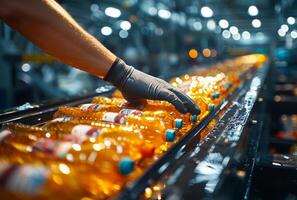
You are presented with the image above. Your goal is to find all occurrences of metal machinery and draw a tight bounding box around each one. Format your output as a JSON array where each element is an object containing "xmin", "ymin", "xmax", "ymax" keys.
[
  {"xmin": 2, "ymin": 59, "xmax": 297, "ymax": 200},
  {"xmin": 1, "ymin": 0, "xmax": 297, "ymax": 199},
  {"xmin": 1, "ymin": 0, "xmax": 287, "ymax": 110}
]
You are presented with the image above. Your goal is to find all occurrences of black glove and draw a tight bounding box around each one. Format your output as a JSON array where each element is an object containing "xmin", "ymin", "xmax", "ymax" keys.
[{"xmin": 104, "ymin": 58, "xmax": 200, "ymax": 115}]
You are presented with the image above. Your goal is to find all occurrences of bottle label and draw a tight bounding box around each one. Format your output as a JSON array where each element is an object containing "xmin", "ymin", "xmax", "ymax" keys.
[
  {"xmin": 0, "ymin": 129, "xmax": 12, "ymax": 143},
  {"xmin": 80, "ymin": 103, "xmax": 101, "ymax": 111},
  {"xmin": 0, "ymin": 161, "xmax": 48, "ymax": 195},
  {"xmin": 32, "ymin": 138, "xmax": 72, "ymax": 158},
  {"xmin": 102, "ymin": 112, "xmax": 126, "ymax": 124},
  {"xmin": 120, "ymin": 102, "xmax": 128, "ymax": 107},
  {"xmin": 51, "ymin": 117, "xmax": 72, "ymax": 123},
  {"xmin": 119, "ymin": 109, "xmax": 143, "ymax": 116},
  {"xmin": 69, "ymin": 125, "xmax": 100, "ymax": 143}
]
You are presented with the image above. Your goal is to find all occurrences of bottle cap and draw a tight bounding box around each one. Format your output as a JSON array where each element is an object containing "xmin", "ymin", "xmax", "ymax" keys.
[
  {"xmin": 190, "ymin": 115, "xmax": 198, "ymax": 122},
  {"xmin": 211, "ymin": 93, "xmax": 220, "ymax": 99},
  {"xmin": 211, "ymin": 93, "xmax": 217, "ymax": 100},
  {"xmin": 226, "ymin": 83, "xmax": 233, "ymax": 91},
  {"xmin": 208, "ymin": 104, "xmax": 215, "ymax": 111},
  {"xmin": 165, "ymin": 129, "xmax": 176, "ymax": 142},
  {"xmin": 174, "ymin": 119, "xmax": 183, "ymax": 129},
  {"xmin": 119, "ymin": 157, "xmax": 135, "ymax": 175}
]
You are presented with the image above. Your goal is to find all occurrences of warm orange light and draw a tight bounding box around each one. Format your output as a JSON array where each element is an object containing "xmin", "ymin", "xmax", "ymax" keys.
[
  {"xmin": 188, "ymin": 49, "xmax": 198, "ymax": 59},
  {"xmin": 203, "ymin": 48, "xmax": 211, "ymax": 57},
  {"xmin": 211, "ymin": 49, "xmax": 217, "ymax": 57},
  {"xmin": 130, "ymin": 15, "xmax": 138, "ymax": 23}
]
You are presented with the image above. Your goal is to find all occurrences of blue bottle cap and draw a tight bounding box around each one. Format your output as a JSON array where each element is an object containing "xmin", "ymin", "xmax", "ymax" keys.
[
  {"xmin": 174, "ymin": 119, "xmax": 183, "ymax": 129},
  {"xmin": 211, "ymin": 93, "xmax": 217, "ymax": 100},
  {"xmin": 226, "ymin": 83, "xmax": 233, "ymax": 91},
  {"xmin": 190, "ymin": 115, "xmax": 198, "ymax": 122},
  {"xmin": 211, "ymin": 93, "xmax": 220, "ymax": 99},
  {"xmin": 119, "ymin": 157, "xmax": 134, "ymax": 175},
  {"xmin": 165, "ymin": 129, "xmax": 176, "ymax": 142},
  {"xmin": 209, "ymin": 104, "xmax": 215, "ymax": 111}
]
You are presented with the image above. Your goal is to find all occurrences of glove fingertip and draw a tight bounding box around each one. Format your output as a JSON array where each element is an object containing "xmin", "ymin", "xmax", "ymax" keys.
[
  {"xmin": 174, "ymin": 103, "xmax": 188, "ymax": 114},
  {"xmin": 180, "ymin": 107, "xmax": 188, "ymax": 114},
  {"xmin": 170, "ymin": 102, "xmax": 187, "ymax": 114},
  {"xmin": 188, "ymin": 104, "xmax": 201, "ymax": 115},
  {"xmin": 195, "ymin": 108, "xmax": 201, "ymax": 115}
]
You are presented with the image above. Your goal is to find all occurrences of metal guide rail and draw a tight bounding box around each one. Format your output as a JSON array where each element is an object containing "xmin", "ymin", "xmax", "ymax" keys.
[
  {"xmin": 0, "ymin": 64, "xmax": 268, "ymax": 200},
  {"xmin": 0, "ymin": 85, "xmax": 114, "ymax": 126}
]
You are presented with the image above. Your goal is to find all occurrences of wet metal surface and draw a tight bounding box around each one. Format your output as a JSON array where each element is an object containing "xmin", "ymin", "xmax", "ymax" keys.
[{"xmin": 259, "ymin": 153, "xmax": 297, "ymax": 169}]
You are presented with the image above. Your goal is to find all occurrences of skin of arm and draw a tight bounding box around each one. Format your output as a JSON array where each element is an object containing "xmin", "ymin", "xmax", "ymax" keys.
[
  {"xmin": 0, "ymin": 0, "xmax": 201, "ymax": 114},
  {"xmin": 0, "ymin": 0, "xmax": 116, "ymax": 77}
]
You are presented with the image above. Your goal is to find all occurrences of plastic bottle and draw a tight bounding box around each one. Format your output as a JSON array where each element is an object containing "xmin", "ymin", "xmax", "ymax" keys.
[
  {"xmin": 189, "ymin": 96, "xmax": 213, "ymax": 116},
  {"xmin": 54, "ymin": 107, "xmax": 175, "ymax": 132},
  {"xmin": 0, "ymin": 125, "xmax": 145, "ymax": 177},
  {"xmin": 0, "ymin": 147, "xmax": 129, "ymax": 200},
  {"xmin": 92, "ymin": 97, "xmax": 198, "ymax": 124},
  {"xmin": 1, "ymin": 122, "xmax": 155, "ymax": 160},
  {"xmin": 43, "ymin": 118, "xmax": 158, "ymax": 156},
  {"xmin": 1, "ymin": 129, "xmax": 139, "ymax": 177},
  {"xmin": 3, "ymin": 119, "xmax": 173, "ymax": 156},
  {"xmin": 44, "ymin": 117, "xmax": 175, "ymax": 147},
  {"xmin": 0, "ymin": 159, "xmax": 85, "ymax": 199},
  {"xmin": 79, "ymin": 103, "xmax": 186, "ymax": 128}
]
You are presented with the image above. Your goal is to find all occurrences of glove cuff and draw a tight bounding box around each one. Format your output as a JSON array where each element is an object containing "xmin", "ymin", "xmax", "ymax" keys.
[{"xmin": 104, "ymin": 58, "xmax": 134, "ymax": 89}]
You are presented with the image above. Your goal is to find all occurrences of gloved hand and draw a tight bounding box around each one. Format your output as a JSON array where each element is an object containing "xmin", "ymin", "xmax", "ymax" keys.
[{"xmin": 104, "ymin": 58, "xmax": 200, "ymax": 115}]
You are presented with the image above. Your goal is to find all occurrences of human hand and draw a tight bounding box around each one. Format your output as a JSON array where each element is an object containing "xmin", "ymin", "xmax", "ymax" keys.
[{"xmin": 104, "ymin": 58, "xmax": 200, "ymax": 114}]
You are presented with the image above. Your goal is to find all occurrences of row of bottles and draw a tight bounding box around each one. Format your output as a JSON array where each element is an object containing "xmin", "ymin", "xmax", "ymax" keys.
[{"xmin": 0, "ymin": 54, "xmax": 267, "ymax": 199}]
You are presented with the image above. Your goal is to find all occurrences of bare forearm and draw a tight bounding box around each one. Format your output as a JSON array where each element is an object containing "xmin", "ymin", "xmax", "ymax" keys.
[{"xmin": 0, "ymin": 0, "xmax": 116, "ymax": 77}]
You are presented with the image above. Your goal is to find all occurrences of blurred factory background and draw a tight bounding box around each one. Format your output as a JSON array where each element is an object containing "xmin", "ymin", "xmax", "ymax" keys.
[{"xmin": 0, "ymin": 0, "xmax": 297, "ymax": 111}]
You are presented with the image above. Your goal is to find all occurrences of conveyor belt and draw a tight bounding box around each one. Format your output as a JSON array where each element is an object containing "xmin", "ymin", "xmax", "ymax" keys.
[
  {"xmin": 113, "ymin": 64, "xmax": 269, "ymax": 199},
  {"xmin": 0, "ymin": 64, "xmax": 268, "ymax": 200}
]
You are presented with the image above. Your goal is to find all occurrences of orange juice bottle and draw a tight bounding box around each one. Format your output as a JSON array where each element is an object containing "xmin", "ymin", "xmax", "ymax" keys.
[
  {"xmin": 190, "ymin": 96, "xmax": 211, "ymax": 113},
  {"xmin": 54, "ymin": 107, "xmax": 175, "ymax": 132},
  {"xmin": 4, "ymin": 134, "xmax": 138, "ymax": 176},
  {"xmin": 79, "ymin": 103, "xmax": 186, "ymax": 128},
  {"xmin": 0, "ymin": 159, "xmax": 86, "ymax": 199},
  {"xmin": 92, "ymin": 97, "xmax": 198, "ymax": 124},
  {"xmin": 139, "ymin": 102, "xmax": 198, "ymax": 126},
  {"xmin": 2, "ymin": 122, "xmax": 155, "ymax": 159},
  {"xmin": 44, "ymin": 117, "xmax": 175, "ymax": 147},
  {"xmin": 0, "ymin": 146, "xmax": 129, "ymax": 200}
]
